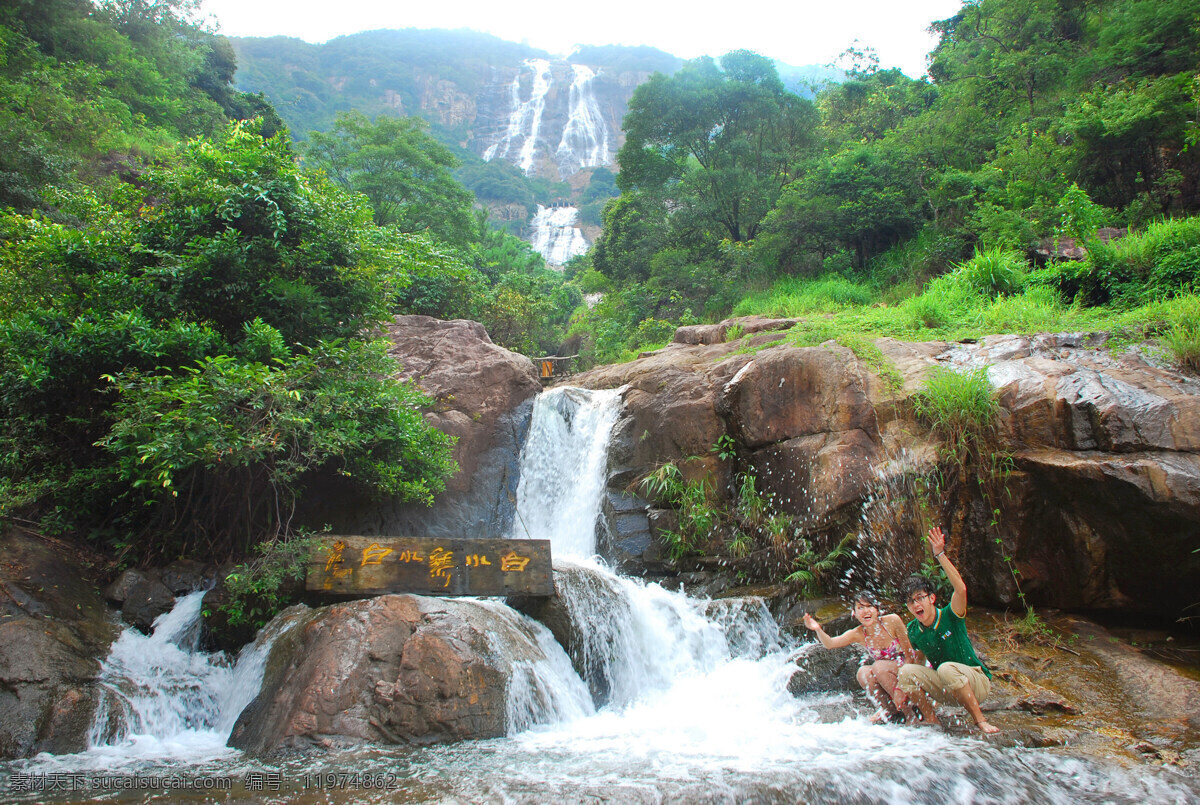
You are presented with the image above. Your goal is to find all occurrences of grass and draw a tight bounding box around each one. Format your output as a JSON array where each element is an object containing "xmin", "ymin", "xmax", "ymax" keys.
[
  {"xmin": 731, "ymin": 274, "xmax": 876, "ymax": 317},
  {"xmin": 609, "ymin": 218, "xmax": 1200, "ymax": 376}
]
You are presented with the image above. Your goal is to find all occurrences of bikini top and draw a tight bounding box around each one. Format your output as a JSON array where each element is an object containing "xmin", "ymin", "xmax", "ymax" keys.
[{"xmin": 866, "ymin": 637, "xmax": 904, "ymax": 663}]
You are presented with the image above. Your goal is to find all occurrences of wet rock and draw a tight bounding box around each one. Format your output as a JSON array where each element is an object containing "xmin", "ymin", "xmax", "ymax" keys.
[
  {"xmin": 160, "ymin": 559, "xmax": 211, "ymax": 594},
  {"xmin": 297, "ymin": 315, "xmax": 541, "ymax": 541},
  {"xmin": 230, "ymin": 594, "xmax": 556, "ymax": 755},
  {"xmin": 121, "ymin": 577, "xmax": 175, "ymax": 633},
  {"xmin": 575, "ymin": 326, "xmax": 1200, "ymax": 624},
  {"xmin": 0, "ymin": 527, "xmax": 119, "ymax": 759},
  {"xmin": 786, "ymin": 643, "xmax": 865, "ymax": 695},
  {"xmin": 598, "ymin": 491, "xmax": 654, "ymax": 574}
]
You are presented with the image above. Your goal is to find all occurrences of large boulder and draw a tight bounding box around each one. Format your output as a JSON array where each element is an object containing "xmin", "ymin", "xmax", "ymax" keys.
[
  {"xmin": 229, "ymin": 594, "xmax": 565, "ymax": 755},
  {"xmin": 299, "ymin": 315, "xmax": 542, "ymax": 540},
  {"xmin": 571, "ymin": 319, "xmax": 1200, "ymax": 622},
  {"xmin": 0, "ymin": 528, "xmax": 119, "ymax": 758}
]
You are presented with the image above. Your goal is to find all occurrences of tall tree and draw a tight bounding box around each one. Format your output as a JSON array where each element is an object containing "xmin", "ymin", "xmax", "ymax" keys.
[
  {"xmin": 304, "ymin": 111, "xmax": 475, "ymax": 249},
  {"xmin": 616, "ymin": 51, "xmax": 818, "ymax": 243}
]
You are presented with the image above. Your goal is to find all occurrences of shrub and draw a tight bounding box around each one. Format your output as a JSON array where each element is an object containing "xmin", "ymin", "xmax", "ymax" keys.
[{"xmin": 954, "ymin": 247, "xmax": 1027, "ymax": 296}]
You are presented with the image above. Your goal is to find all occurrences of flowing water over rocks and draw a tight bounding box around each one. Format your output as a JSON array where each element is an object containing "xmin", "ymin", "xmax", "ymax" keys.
[{"xmin": 2, "ymin": 385, "xmax": 1199, "ymax": 802}]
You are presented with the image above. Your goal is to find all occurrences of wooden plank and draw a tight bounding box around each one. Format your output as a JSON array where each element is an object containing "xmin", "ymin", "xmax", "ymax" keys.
[{"xmin": 305, "ymin": 536, "xmax": 554, "ymax": 597}]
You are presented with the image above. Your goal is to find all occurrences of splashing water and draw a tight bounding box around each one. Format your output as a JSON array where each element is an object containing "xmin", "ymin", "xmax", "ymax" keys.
[{"xmin": 4, "ymin": 385, "xmax": 1198, "ymax": 803}]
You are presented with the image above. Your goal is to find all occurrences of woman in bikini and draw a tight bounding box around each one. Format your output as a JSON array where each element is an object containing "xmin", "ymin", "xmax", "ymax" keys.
[{"xmin": 802, "ymin": 593, "xmax": 919, "ymax": 723}]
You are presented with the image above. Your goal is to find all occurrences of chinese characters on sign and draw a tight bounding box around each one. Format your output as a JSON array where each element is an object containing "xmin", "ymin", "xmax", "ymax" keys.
[{"xmin": 306, "ymin": 536, "xmax": 552, "ymax": 597}]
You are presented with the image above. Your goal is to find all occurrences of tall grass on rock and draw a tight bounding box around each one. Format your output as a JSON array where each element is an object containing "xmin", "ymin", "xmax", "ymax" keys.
[{"xmin": 912, "ymin": 366, "xmax": 1003, "ymax": 483}]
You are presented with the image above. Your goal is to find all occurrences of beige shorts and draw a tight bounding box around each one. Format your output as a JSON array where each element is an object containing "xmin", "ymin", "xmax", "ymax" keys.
[{"xmin": 897, "ymin": 662, "xmax": 990, "ymax": 705}]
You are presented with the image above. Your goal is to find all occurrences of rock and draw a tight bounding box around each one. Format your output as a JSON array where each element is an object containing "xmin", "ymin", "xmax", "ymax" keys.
[
  {"xmin": 0, "ymin": 527, "xmax": 119, "ymax": 759},
  {"xmin": 229, "ymin": 594, "xmax": 561, "ymax": 755},
  {"xmin": 674, "ymin": 323, "xmax": 728, "ymax": 345},
  {"xmin": 786, "ymin": 643, "xmax": 866, "ymax": 695},
  {"xmin": 572, "ymin": 327, "xmax": 1200, "ymax": 623},
  {"xmin": 297, "ymin": 315, "xmax": 542, "ymax": 541},
  {"xmin": 718, "ymin": 344, "xmax": 878, "ymax": 449},
  {"xmin": 120, "ymin": 577, "xmax": 175, "ymax": 634},
  {"xmin": 103, "ymin": 568, "xmax": 151, "ymax": 605},
  {"xmin": 160, "ymin": 559, "xmax": 211, "ymax": 594},
  {"xmin": 749, "ymin": 429, "xmax": 879, "ymax": 530},
  {"xmin": 598, "ymin": 491, "xmax": 654, "ymax": 575}
]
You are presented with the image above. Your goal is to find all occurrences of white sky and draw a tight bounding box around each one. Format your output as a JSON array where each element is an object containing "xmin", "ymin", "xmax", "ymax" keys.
[{"xmin": 197, "ymin": 0, "xmax": 965, "ymax": 78}]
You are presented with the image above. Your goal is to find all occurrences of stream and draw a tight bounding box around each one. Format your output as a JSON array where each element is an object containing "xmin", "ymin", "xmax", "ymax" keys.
[{"xmin": 2, "ymin": 387, "xmax": 1197, "ymax": 803}]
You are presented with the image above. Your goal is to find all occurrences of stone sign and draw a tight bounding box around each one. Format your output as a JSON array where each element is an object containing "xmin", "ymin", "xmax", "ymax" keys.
[{"xmin": 306, "ymin": 536, "xmax": 553, "ymax": 597}]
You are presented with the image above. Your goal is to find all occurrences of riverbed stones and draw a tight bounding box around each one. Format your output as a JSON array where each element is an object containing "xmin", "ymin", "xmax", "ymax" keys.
[
  {"xmin": 0, "ymin": 527, "xmax": 119, "ymax": 759},
  {"xmin": 229, "ymin": 594, "xmax": 556, "ymax": 754}
]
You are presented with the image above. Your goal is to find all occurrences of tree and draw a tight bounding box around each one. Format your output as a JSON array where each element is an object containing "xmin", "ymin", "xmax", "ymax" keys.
[
  {"xmin": 617, "ymin": 51, "xmax": 818, "ymax": 243},
  {"xmin": 304, "ymin": 111, "xmax": 475, "ymax": 249},
  {"xmin": 0, "ymin": 121, "xmax": 456, "ymax": 561}
]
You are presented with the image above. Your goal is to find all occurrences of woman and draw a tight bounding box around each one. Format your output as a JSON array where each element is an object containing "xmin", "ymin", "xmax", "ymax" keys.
[{"xmin": 802, "ymin": 593, "xmax": 918, "ymax": 723}]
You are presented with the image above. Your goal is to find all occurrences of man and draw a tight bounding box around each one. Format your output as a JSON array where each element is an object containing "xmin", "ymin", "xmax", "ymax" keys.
[{"xmin": 896, "ymin": 526, "xmax": 1000, "ymax": 734}]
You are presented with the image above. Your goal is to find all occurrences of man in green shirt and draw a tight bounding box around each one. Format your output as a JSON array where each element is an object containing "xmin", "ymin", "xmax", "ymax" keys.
[{"xmin": 897, "ymin": 526, "xmax": 1000, "ymax": 734}]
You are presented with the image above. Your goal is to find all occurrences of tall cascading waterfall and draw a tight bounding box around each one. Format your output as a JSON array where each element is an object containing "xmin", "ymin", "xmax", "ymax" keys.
[
  {"xmin": 556, "ymin": 64, "xmax": 612, "ymax": 174},
  {"xmin": 483, "ymin": 58, "xmax": 553, "ymax": 175},
  {"xmin": 529, "ymin": 204, "xmax": 590, "ymax": 266}
]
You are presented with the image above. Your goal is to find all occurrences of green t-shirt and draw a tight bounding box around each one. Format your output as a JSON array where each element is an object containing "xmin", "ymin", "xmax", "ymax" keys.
[{"xmin": 906, "ymin": 603, "xmax": 992, "ymax": 679}]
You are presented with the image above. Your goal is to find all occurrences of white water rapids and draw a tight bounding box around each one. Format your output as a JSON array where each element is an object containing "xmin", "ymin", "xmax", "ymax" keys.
[{"xmin": 2, "ymin": 385, "xmax": 1197, "ymax": 803}]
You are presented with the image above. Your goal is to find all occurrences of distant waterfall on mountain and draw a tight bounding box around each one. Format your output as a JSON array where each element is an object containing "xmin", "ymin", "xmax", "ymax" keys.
[
  {"xmin": 530, "ymin": 204, "xmax": 590, "ymax": 266},
  {"xmin": 483, "ymin": 58, "xmax": 553, "ymax": 174},
  {"xmin": 484, "ymin": 59, "xmax": 614, "ymax": 180},
  {"xmin": 556, "ymin": 65, "xmax": 612, "ymax": 174}
]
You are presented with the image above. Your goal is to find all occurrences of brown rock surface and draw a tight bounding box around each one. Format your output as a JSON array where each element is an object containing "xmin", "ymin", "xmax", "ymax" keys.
[
  {"xmin": 229, "ymin": 594, "xmax": 556, "ymax": 755},
  {"xmin": 0, "ymin": 528, "xmax": 119, "ymax": 758},
  {"xmin": 570, "ymin": 319, "xmax": 1199, "ymax": 620}
]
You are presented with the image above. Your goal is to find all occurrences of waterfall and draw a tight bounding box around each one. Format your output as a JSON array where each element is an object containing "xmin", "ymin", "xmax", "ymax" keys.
[
  {"xmin": 512, "ymin": 386, "xmax": 623, "ymax": 556},
  {"xmin": 83, "ymin": 591, "xmax": 288, "ymax": 763},
  {"xmin": 483, "ymin": 58, "xmax": 553, "ymax": 175},
  {"xmin": 556, "ymin": 64, "xmax": 612, "ymax": 174},
  {"xmin": 529, "ymin": 204, "xmax": 590, "ymax": 266}
]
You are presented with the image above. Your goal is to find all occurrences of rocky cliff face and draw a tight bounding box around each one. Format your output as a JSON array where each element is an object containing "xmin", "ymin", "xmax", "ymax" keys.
[
  {"xmin": 475, "ymin": 59, "xmax": 646, "ymax": 181},
  {"xmin": 570, "ymin": 320, "xmax": 1200, "ymax": 625}
]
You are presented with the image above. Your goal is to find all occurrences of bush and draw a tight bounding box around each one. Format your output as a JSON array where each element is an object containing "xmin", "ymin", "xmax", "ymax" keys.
[
  {"xmin": 954, "ymin": 247, "xmax": 1027, "ymax": 296},
  {"xmin": 0, "ymin": 121, "xmax": 458, "ymax": 561}
]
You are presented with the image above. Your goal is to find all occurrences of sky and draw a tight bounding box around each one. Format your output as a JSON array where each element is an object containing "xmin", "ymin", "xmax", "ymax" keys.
[{"xmin": 197, "ymin": 0, "xmax": 965, "ymax": 78}]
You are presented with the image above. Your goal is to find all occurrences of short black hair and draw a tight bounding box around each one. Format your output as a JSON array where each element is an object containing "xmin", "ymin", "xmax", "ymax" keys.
[{"xmin": 902, "ymin": 574, "xmax": 935, "ymax": 600}]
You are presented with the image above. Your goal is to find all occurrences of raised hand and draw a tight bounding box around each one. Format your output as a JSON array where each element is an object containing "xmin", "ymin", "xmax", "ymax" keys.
[
  {"xmin": 926, "ymin": 526, "xmax": 946, "ymax": 556},
  {"xmin": 803, "ymin": 612, "xmax": 820, "ymax": 631}
]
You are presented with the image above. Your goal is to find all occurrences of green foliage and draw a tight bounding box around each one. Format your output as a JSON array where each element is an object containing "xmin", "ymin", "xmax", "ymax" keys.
[
  {"xmin": 731, "ymin": 274, "xmax": 876, "ymax": 317},
  {"xmin": 304, "ymin": 112, "xmax": 475, "ymax": 249},
  {"xmin": 783, "ymin": 534, "xmax": 855, "ymax": 597},
  {"xmin": 711, "ymin": 434, "xmax": 738, "ymax": 462},
  {"xmin": 1160, "ymin": 296, "xmax": 1200, "ymax": 372},
  {"xmin": 0, "ymin": 121, "xmax": 457, "ymax": 561},
  {"xmin": 912, "ymin": 366, "xmax": 1001, "ymax": 477},
  {"xmin": 220, "ymin": 531, "xmax": 321, "ymax": 630},
  {"xmin": 0, "ymin": 1, "xmax": 281, "ymax": 213},
  {"xmin": 953, "ymin": 247, "xmax": 1027, "ymax": 297}
]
